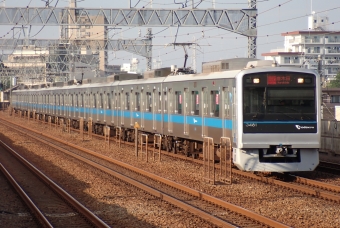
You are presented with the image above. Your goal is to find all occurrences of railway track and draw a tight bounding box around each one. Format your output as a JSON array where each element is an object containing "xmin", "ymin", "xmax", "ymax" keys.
[
  {"xmin": 0, "ymin": 116, "xmax": 287, "ymax": 228},
  {"xmin": 317, "ymin": 161, "xmax": 340, "ymax": 174},
  {"xmin": 0, "ymin": 164, "xmax": 37, "ymax": 227},
  {"xmin": 0, "ymin": 140, "xmax": 109, "ymax": 228}
]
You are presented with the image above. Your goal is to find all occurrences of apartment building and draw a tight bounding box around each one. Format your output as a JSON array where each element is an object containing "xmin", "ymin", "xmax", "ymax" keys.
[{"xmin": 262, "ymin": 13, "xmax": 340, "ymax": 84}]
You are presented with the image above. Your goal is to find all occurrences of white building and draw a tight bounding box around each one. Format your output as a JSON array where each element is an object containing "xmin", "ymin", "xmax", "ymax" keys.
[
  {"xmin": 2, "ymin": 46, "xmax": 48, "ymax": 84},
  {"xmin": 262, "ymin": 13, "xmax": 340, "ymax": 84}
]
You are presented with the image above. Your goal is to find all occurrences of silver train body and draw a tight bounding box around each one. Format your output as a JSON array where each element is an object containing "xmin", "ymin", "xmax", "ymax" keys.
[{"xmin": 12, "ymin": 60, "xmax": 321, "ymax": 172}]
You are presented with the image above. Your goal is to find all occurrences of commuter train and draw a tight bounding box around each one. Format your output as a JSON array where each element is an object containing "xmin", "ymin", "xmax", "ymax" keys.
[{"xmin": 11, "ymin": 58, "xmax": 321, "ymax": 172}]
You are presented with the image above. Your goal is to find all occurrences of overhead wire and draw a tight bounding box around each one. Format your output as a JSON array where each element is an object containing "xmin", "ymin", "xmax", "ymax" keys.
[{"xmin": 2, "ymin": 1, "xmax": 340, "ymax": 71}]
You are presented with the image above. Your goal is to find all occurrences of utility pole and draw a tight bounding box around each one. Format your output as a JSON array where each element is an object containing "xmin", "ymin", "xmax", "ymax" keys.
[
  {"xmin": 248, "ymin": 0, "xmax": 257, "ymax": 58},
  {"xmin": 146, "ymin": 28, "xmax": 152, "ymax": 71},
  {"xmin": 192, "ymin": 36, "xmax": 197, "ymax": 73}
]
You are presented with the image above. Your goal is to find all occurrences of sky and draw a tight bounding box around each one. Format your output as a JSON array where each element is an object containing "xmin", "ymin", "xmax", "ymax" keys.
[{"xmin": 1, "ymin": 0, "xmax": 340, "ymax": 73}]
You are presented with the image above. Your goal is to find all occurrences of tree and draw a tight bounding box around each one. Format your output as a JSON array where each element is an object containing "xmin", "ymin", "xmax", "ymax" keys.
[{"xmin": 328, "ymin": 71, "xmax": 340, "ymax": 88}]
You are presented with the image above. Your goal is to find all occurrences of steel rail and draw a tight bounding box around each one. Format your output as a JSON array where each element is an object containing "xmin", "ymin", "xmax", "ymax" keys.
[
  {"xmin": 4, "ymin": 115, "xmax": 340, "ymax": 204},
  {"xmin": 0, "ymin": 138, "xmax": 110, "ymax": 228},
  {"xmin": 0, "ymin": 119, "xmax": 236, "ymax": 227},
  {"xmin": 0, "ymin": 116, "xmax": 288, "ymax": 228},
  {"xmin": 288, "ymin": 174, "xmax": 340, "ymax": 193},
  {"xmin": 0, "ymin": 162, "xmax": 53, "ymax": 228},
  {"xmin": 232, "ymin": 170, "xmax": 340, "ymax": 203},
  {"xmin": 318, "ymin": 161, "xmax": 340, "ymax": 173}
]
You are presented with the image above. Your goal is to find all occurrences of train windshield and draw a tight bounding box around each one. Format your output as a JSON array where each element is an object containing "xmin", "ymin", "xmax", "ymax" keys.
[{"xmin": 243, "ymin": 72, "xmax": 317, "ymax": 133}]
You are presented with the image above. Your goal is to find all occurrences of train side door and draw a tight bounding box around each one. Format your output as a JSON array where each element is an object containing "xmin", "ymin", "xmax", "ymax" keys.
[
  {"xmin": 134, "ymin": 91, "xmax": 141, "ymax": 128},
  {"xmin": 90, "ymin": 92, "xmax": 94, "ymax": 120},
  {"xmin": 71, "ymin": 93, "xmax": 74, "ymax": 118},
  {"xmin": 232, "ymin": 86, "xmax": 237, "ymax": 147},
  {"xmin": 120, "ymin": 91, "xmax": 125, "ymax": 126},
  {"xmin": 141, "ymin": 91, "xmax": 145, "ymax": 129},
  {"xmin": 73, "ymin": 93, "xmax": 76, "ymax": 118},
  {"xmin": 152, "ymin": 90, "xmax": 156, "ymax": 131},
  {"xmin": 63, "ymin": 93, "xmax": 67, "ymax": 117},
  {"xmin": 129, "ymin": 91, "xmax": 134, "ymax": 128},
  {"xmin": 99, "ymin": 89, "xmax": 104, "ymax": 122},
  {"xmin": 125, "ymin": 91, "xmax": 131, "ymax": 127},
  {"xmin": 202, "ymin": 87, "xmax": 208, "ymax": 137},
  {"xmin": 110, "ymin": 91, "xmax": 114, "ymax": 125},
  {"xmin": 69, "ymin": 93, "xmax": 72, "ymax": 118},
  {"xmin": 115, "ymin": 92, "xmax": 121, "ymax": 126},
  {"xmin": 168, "ymin": 88, "xmax": 173, "ymax": 133},
  {"xmin": 96, "ymin": 92, "xmax": 100, "ymax": 122},
  {"xmin": 80, "ymin": 93, "xmax": 83, "ymax": 119},
  {"xmin": 103, "ymin": 91, "xmax": 107, "ymax": 123},
  {"xmin": 156, "ymin": 90, "xmax": 162, "ymax": 132},
  {"xmin": 184, "ymin": 88, "xmax": 189, "ymax": 135},
  {"xmin": 222, "ymin": 87, "xmax": 230, "ymax": 137}
]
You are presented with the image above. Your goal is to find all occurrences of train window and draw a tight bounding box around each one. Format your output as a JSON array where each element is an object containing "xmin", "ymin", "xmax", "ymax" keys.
[
  {"xmin": 126, "ymin": 92, "xmax": 130, "ymax": 110},
  {"xmin": 107, "ymin": 93, "xmax": 111, "ymax": 109},
  {"xmin": 175, "ymin": 91, "xmax": 182, "ymax": 114},
  {"xmin": 135, "ymin": 92, "xmax": 140, "ymax": 111},
  {"xmin": 146, "ymin": 92, "xmax": 152, "ymax": 112},
  {"xmin": 112, "ymin": 92, "xmax": 115, "ymax": 108},
  {"xmin": 71, "ymin": 94, "xmax": 74, "ymax": 107},
  {"xmin": 202, "ymin": 88, "xmax": 208, "ymax": 116},
  {"xmin": 163, "ymin": 92, "xmax": 167, "ymax": 113},
  {"xmin": 93, "ymin": 93, "xmax": 96, "ymax": 108},
  {"xmin": 114, "ymin": 93, "xmax": 118, "ymax": 109},
  {"xmin": 81, "ymin": 94, "xmax": 84, "ymax": 107},
  {"xmin": 158, "ymin": 92, "xmax": 162, "ymax": 112},
  {"xmin": 191, "ymin": 91, "xmax": 199, "ymax": 115},
  {"xmin": 76, "ymin": 94, "xmax": 79, "ymax": 107},
  {"xmin": 100, "ymin": 93, "xmax": 103, "ymax": 108},
  {"xmin": 223, "ymin": 87, "xmax": 230, "ymax": 117},
  {"xmin": 210, "ymin": 91, "xmax": 219, "ymax": 117}
]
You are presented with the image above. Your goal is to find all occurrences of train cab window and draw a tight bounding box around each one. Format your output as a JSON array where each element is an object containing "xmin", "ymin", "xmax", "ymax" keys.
[
  {"xmin": 210, "ymin": 90, "xmax": 219, "ymax": 117},
  {"xmin": 163, "ymin": 92, "xmax": 167, "ymax": 113},
  {"xmin": 175, "ymin": 91, "xmax": 182, "ymax": 114},
  {"xmin": 135, "ymin": 92, "xmax": 140, "ymax": 111},
  {"xmin": 146, "ymin": 92, "xmax": 152, "ymax": 112},
  {"xmin": 126, "ymin": 92, "xmax": 130, "ymax": 110},
  {"xmin": 191, "ymin": 91, "xmax": 199, "ymax": 115}
]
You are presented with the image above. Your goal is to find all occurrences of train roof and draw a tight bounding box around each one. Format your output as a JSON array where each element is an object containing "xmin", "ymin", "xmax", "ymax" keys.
[{"xmin": 13, "ymin": 61, "xmax": 319, "ymax": 93}]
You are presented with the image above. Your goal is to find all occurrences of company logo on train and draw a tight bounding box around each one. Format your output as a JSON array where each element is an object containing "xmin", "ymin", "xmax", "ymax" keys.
[{"xmin": 12, "ymin": 58, "xmax": 321, "ymax": 172}]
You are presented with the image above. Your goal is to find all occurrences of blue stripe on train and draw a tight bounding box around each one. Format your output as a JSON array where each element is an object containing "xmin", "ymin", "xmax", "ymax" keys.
[
  {"xmin": 21, "ymin": 103, "xmax": 233, "ymax": 129},
  {"xmin": 243, "ymin": 121, "xmax": 317, "ymax": 124}
]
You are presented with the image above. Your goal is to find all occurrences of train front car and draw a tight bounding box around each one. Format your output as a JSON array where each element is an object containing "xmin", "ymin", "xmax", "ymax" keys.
[{"xmin": 234, "ymin": 67, "xmax": 320, "ymax": 172}]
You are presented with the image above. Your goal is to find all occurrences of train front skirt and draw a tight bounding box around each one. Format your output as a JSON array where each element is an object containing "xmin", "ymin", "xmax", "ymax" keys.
[{"xmin": 233, "ymin": 148, "xmax": 319, "ymax": 172}]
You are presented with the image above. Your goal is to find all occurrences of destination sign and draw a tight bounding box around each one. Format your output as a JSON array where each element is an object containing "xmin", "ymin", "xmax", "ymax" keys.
[{"xmin": 267, "ymin": 75, "xmax": 291, "ymax": 85}]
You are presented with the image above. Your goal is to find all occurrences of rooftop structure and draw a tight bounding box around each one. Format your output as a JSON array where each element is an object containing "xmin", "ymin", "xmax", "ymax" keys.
[{"xmin": 262, "ymin": 13, "xmax": 339, "ymax": 85}]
